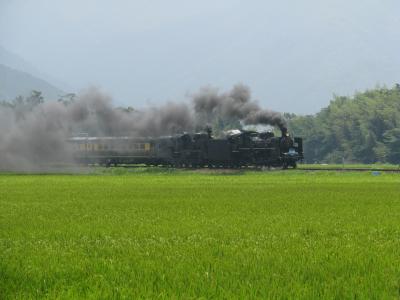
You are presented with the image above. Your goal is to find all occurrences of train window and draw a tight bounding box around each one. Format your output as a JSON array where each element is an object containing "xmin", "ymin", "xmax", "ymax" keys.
[
  {"xmin": 79, "ymin": 144, "xmax": 86, "ymax": 151},
  {"xmin": 140, "ymin": 144, "xmax": 145, "ymax": 150}
]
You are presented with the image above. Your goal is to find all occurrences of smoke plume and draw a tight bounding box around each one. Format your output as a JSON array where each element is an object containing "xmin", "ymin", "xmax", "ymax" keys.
[
  {"xmin": 0, "ymin": 84, "xmax": 286, "ymax": 171},
  {"xmin": 192, "ymin": 84, "xmax": 286, "ymax": 130}
]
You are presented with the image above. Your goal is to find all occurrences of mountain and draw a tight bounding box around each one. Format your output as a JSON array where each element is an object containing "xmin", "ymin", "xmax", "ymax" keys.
[
  {"xmin": 0, "ymin": 64, "xmax": 63, "ymax": 100},
  {"xmin": 0, "ymin": 45, "xmax": 40, "ymax": 76},
  {"xmin": 0, "ymin": 45, "xmax": 72, "ymax": 94}
]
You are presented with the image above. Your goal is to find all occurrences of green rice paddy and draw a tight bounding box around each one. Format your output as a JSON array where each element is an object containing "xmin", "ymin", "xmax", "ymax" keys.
[{"xmin": 1, "ymin": 170, "xmax": 400, "ymax": 299}]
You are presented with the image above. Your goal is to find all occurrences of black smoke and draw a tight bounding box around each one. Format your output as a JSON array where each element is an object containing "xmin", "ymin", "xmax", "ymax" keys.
[
  {"xmin": 0, "ymin": 85, "xmax": 286, "ymax": 170},
  {"xmin": 192, "ymin": 84, "xmax": 287, "ymax": 131}
]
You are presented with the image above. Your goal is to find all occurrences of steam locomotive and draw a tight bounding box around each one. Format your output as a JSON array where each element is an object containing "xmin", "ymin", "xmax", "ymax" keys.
[{"xmin": 67, "ymin": 128, "xmax": 303, "ymax": 168}]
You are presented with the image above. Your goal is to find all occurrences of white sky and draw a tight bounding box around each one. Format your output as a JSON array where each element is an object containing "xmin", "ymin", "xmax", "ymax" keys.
[{"xmin": 1, "ymin": 0, "xmax": 399, "ymax": 113}]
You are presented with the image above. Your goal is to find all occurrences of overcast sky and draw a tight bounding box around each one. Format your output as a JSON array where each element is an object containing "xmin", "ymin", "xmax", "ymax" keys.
[{"xmin": 1, "ymin": 0, "xmax": 399, "ymax": 113}]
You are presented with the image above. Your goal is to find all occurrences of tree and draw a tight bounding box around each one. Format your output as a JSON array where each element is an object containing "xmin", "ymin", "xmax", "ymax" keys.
[
  {"xmin": 26, "ymin": 90, "xmax": 44, "ymax": 108},
  {"xmin": 288, "ymin": 84, "xmax": 400, "ymax": 164},
  {"xmin": 58, "ymin": 93, "xmax": 76, "ymax": 106}
]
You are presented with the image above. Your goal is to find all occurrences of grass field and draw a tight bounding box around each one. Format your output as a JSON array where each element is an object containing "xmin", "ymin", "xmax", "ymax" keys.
[{"xmin": 1, "ymin": 170, "xmax": 400, "ymax": 299}]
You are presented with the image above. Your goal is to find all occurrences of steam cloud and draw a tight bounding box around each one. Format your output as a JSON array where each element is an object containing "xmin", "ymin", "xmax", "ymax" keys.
[
  {"xmin": 0, "ymin": 84, "xmax": 286, "ymax": 171},
  {"xmin": 193, "ymin": 84, "xmax": 287, "ymax": 130}
]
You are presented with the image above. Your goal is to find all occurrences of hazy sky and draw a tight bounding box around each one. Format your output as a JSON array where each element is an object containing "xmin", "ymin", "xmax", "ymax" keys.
[{"xmin": 1, "ymin": 0, "xmax": 399, "ymax": 113}]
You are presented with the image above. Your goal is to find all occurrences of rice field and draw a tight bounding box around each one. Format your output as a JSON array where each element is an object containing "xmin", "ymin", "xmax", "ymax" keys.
[{"xmin": 1, "ymin": 170, "xmax": 400, "ymax": 299}]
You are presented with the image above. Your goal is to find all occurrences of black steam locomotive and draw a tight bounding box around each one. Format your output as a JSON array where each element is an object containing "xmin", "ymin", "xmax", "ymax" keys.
[{"xmin": 67, "ymin": 128, "xmax": 303, "ymax": 168}]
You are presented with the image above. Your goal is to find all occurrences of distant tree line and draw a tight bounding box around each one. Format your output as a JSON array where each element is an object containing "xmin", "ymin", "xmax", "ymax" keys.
[
  {"xmin": 0, "ymin": 90, "xmax": 75, "ymax": 110},
  {"xmin": 287, "ymin": 84, "xmax": 400, "ymax": 164},
  {"xmin": 2, "ymin": 85, "xmax": 400, "ymax": 164},
  {"xmin": 1, "ymin": 90, "xmax": 44, "ymax": 109}
]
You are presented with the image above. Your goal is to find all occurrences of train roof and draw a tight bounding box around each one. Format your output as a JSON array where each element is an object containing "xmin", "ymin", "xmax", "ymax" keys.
[{"xmin": 67, "ymin": 136, "xmax": 152, "ymax": 141}]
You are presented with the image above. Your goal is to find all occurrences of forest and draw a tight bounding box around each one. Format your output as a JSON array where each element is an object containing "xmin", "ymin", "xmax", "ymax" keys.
[{"xmin": 287, "ymin": 84, "xmax": 400, "ymax": 164}]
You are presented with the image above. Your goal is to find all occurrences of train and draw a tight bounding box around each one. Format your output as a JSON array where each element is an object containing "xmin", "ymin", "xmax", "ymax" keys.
[{"xmin": 67, "ymin": 128, "xmax": 303, "ymax": 168}]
